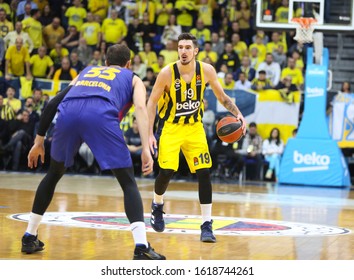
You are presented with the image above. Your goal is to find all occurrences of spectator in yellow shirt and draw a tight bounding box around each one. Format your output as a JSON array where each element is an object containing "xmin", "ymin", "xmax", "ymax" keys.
[
  {"xmin": 3, "ymin": 86, "xmax": 21, "ymax": 113},
  {"xmin": 53, "ymin": 57, "xmax": 77, "ymax": 81},
  {"xmin": 251, "ymin": 70, "xmax": 273, "ymax": 91},
  {"xmin": 88, "ymin": 0, "xmax": 109, "ymax": 22},
  {"xmin": 49, "ymin": 42, "xmax": 69, "ymax": 69},
  {"xmin": 266, "ymin": 32, "xmax": 287, "ymax": 54},
  {"xmin": 0, "ymin": 0, "xmax": 10, "ymax": 17},
  {"xmin": 281, "ymin": 57, "xmax": 304, "ymax": 89},
  {"xmin": 231, "ymin": 32, "xmax": 248, "ymax": 61},
  {"xmin": 65, "ymin": 0, "xmax": 87, "ymax": 30},
  {"xmin": 34, "ymin": 0, "xmax": 49, "ymax": 13},
  {"xmin": 175, "ymin": 0, "xmax": 195, "ymax": 32},
  {"xmin": 5, "ymin": 37, "xmax": 31, "ymax": 80},
  {"xmin": 249, "ymin": 35, "xmax": 267, "ymax": 62},
  {"xmin": 159, "ymin": 40, "xmax": 178, "ymax": 65},
  {"xmin": 197, "ymin": 41, "xmax": 218, "ymax": 64},
  {"xmin": 30, "ymin": 46, "xmax": 54, "ymax": 79},
  {"xmin": 235, "ymin": 0, "xmax": 251, "ymax": 44},
  {"xmin": 249, "ymin": 47, "xmax": 262, "ymax": 70},
  {"xmin": 276, "ymin": 0, "xmax": 289, "ymax": 23},
  {"xmin": 196, "ymin": 0, "xmax": 212, "ymax": 28},
  {"xmin": 155, "ymin": 0, "xmax": 173, "ymax": 34},
  {"xmin": 136, "ymin": 0, "xmax": 155, "ymax": 24},
  {"xmin": 0, "ymin": 8, "xmax": 13, "ymax": 38},
  {"xmin": 218, "ymin": 73, "xmax": 236, "ymax": 90},
  {"xmin": 80, "ymin": 12, "xmax": 101, "ymax": 51},
  {"xmin": 101, "ymin": 9, "xmax": 127, "ymax": 47},
  {"xmin": 22, "ymin": 9, "xmax": 43, "ymax": 53},
  {"xmin": 190, "ymin": 18, "xmax": 210, "ymax": 49},
  {"xmin": 138, "ymin": 41, "xmax": 157, "ymax": 67},
  {"xmin": 151, "ymin": 54, "xmax": 165, "ymax": 75},
  {"xmin": 291, "ymin": 50, "xmax": 304, "ymax": 71},
  {"xmin": 0, "ymin": 94, "xmax": 15, "ymax": 121},
  {"xmin": 43, "ymin": 17, "xmax": 65, "ymax": 52}
]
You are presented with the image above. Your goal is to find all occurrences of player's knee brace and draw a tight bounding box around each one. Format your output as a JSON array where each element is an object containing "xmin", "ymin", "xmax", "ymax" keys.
[{"xmin": 196, "ymin": 168, "xmax": 212, "ymax": 204}]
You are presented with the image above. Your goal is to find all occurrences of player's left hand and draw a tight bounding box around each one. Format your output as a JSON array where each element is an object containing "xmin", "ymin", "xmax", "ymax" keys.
[{"xmin": 149, "ymin": 134, "xmax": 158, "ymax": 158}]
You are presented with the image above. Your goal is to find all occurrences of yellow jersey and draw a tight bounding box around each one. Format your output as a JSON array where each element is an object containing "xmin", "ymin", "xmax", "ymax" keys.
[
  {"xmin": 65, "ymin": 6, "xmax": 87, "ymax": 29},
  {"xmin": 101, "ymin": 18, "xmax": 127, "ymax": 43},
  {"xmin": 276, "ymin": 7, "xmax": 289, "ymax": 23},
  {"xmin": 22, "ymin": 17, "xmax": 42, "ymax": 48},
  {"xmin": 30, "ymin": 54, "xmax": 54, "ymax": 77},
  {"xmin": 0, "ymin": 19, "xmax": 13, "ymax": 38},
  {"xmin": 281, "ymin": 67, "xmax": 304, "ymax": 87},
  {"xmin": 158, "ymin": 61, "xmax": 206, "ymax": 124},
  {"xmin": 80, "ymin": 22, "xmax": 101, "ymax": 46},
  {"xmin": 266, "ymin": 41, "xmax": 288, "ymax": 54},
  {"xmin": 88, "ymin": 0, "xmax": 109, "ymax": 20},
  {"xmin": 155, "ymin": 2, "xmax": 173, "ymax": 26},
  {"xmin": 5, "ymin": 45, "xmax": 30, "ymax": 76}
]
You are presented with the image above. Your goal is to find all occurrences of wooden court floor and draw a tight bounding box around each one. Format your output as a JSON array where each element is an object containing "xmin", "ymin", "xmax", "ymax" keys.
[{"xmin": 1, "ymin": 171, "xmax": 354, "ymax": 260}]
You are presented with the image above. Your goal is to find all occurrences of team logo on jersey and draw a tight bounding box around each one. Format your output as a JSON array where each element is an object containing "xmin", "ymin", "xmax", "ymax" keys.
[
  {"xmin": 9, "ymin": 212, "xmax": 351, "ymax": 237},
  {"xmin": 175, "ymin": 79, "xmax": 181, "ymax": 89},
  {"xmin": 196, "ymin": 75, "xmax": 202, "ymax": 86},
  {"xmin": 193, "ymin": 157, "xmax": 199, "ymax": 166}
]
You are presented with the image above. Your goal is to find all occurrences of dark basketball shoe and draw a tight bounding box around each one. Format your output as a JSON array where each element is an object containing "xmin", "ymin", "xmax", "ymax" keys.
[
  {"xmin": 200, "ymin": 220, "xmax": 216, "ymax": 243},
  {"xmin": 150, "ymin": 201, "xmax": 165, "ymax": 232},
  {"xmin": 21, "ymin": 234, "xmax": 45, "ymax": 254},
  {"xmin": 133, "ymin": 243, "xmax": 166, "ymax": 260}
]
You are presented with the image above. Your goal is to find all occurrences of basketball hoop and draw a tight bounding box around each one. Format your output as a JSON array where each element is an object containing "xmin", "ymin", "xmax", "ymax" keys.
[{"xmin": 291, "ymin": 17, "xmax": 317, "ymax": 43}]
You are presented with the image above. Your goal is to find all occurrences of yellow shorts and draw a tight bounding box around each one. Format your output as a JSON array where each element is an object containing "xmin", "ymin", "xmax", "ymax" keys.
[{"xmin": 158, "ymin": 121, "xmax": 212, "ymax": 173}]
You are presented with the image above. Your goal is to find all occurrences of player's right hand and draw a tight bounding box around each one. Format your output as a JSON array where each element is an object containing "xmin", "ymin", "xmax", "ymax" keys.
[
  {"xmin": 28, "ymin": 144, "xmax": 45, "ymax": 169},
  {"xmin": 141, "ymin": 148, "xmax": 154, "ymax": 176}
]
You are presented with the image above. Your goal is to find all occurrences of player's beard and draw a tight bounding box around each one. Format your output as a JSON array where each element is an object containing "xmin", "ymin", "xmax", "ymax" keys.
[{"xmin": 180, "ymin": 56, "xmax": 194, "ymax": 65}]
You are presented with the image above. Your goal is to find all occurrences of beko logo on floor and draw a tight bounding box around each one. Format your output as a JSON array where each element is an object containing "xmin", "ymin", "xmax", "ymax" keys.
[{"xmin": 292, "ymin": 150, "xmax": 330, "ymax": 172}]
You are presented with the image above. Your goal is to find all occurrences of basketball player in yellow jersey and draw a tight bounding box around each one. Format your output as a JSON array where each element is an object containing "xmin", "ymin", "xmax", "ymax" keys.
[{"xmin": 147, "ymin": 33, "xmax": 246, "ymax": 242}]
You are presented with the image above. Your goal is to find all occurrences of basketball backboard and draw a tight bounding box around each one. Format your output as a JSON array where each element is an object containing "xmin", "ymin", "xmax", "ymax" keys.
[{"xmin": 255, "ymin": 0, "xmax": 354, "ymax": 32}]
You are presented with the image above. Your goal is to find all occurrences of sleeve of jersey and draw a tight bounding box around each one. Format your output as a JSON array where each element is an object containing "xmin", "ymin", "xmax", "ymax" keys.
[{"xmin": 37, "ymin": 85, "xmax": 73, "ymax": 137}]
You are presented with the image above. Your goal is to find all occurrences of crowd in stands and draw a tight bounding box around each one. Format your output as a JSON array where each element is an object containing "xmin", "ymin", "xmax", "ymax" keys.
[{"xmin": 0, "ymin": 0, "xmax": 348, "ymax": 181}]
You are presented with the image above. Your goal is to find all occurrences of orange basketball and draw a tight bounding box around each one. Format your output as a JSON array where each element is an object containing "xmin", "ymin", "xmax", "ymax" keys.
[{"xmin": 216, "ymin": 116, "xmax": 243, "ymax": 143}]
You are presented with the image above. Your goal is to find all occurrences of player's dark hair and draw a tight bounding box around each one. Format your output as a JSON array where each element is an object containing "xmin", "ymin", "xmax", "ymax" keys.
[
  {"xmin": 106, "ymin": 44, "xmax": 131, "ymax": 67},
  {"xmin": 178, "ymin": 33, "xmax": 198, "ymax": 48}
]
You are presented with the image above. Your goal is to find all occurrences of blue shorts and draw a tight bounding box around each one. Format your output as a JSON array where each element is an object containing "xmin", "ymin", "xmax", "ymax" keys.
[{"xmin": 51, "ymin": 98, "xmax": 132, "ymax": 170}]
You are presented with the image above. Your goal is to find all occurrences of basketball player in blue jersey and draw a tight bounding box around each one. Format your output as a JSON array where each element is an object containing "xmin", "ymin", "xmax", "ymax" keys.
[
  {"xmin": 147, "ymin": 33, "xmax": 246, "ymax": 242},
  {"xmin": 21, "ymin": 44, "xmax": 165, "ymax": 260}
]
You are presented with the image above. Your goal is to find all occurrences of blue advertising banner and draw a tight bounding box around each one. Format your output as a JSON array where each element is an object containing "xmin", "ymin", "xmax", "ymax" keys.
[
  {"xmin": 279, "ymin": 138, "xmax": 350, "ymax": 186},
  {"xmin": 279, "ymin": 48, "xmax": 350, "ymax": 187}
]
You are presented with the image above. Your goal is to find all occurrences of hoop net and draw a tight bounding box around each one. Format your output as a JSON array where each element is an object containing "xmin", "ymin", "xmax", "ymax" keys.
[{"xmin": 291, "ymin": 17, "xmax": 317, "ymax": 43}]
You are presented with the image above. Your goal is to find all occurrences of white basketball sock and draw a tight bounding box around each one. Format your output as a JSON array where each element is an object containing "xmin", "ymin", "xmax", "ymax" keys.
[
  {"xmin": 153, "ymin": 193, "xmax": 164, "ymax": 205},
  {"xmin": 131, "ymin": 221, "xmax": 148, "ymax": 247},
  {"xmin": 25, "ymin": 212, "xmax": 43, "ymax": 235},
  {"xmin": 200, "ymin": 204, "xmax": 212, "ymax": 223}
]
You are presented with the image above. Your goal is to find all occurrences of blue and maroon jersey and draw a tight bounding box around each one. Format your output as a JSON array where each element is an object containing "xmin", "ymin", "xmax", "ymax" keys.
[{"xmin": 61, "ymin": 66, "xmax": 134, "ymax": 120}]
